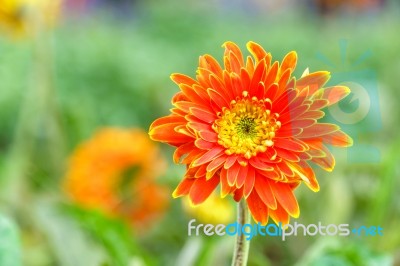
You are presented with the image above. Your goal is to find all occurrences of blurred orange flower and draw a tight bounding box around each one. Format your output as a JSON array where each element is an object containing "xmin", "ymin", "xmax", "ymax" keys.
[
  {"xmin": 149, "ymin": 41, "xmax": 353, "ymax": 225},
  {"xmin": 64, "ymin": 128, "xmax": 169, "ymax": 230}
]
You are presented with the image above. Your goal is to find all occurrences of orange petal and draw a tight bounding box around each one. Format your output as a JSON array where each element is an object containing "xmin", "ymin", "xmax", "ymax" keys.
[
  {"xmin": 179, "ymin": 84, "xmax": 208, "ymax": 105},
  {"xmin": 206, "ymin": 165, "xmax": 221, "ymax": 180},
  {"xmin": 278, "ymin": 68, "xmax": 291, "ymax": 91},
  {"xmin": 172, "ymin": 91, "xmax": 189, "ymax": 103},
  {"xmin": 199, "ymin": 54, "xmax": 223, "ymax": 78},
  {"xmin": 317, "ymin": 85, "xmax": 351, "ymax": 105},
  {"xmin": 321, "ymin": 130, "xmax": 353, "ymax": 147},
  {"xmin": 269, "ymin": 202, "xmax": 290, "ymax": 225},
  {"xmin": 192, "ymin": 165, "xmax": 206, "ymax": 179},
  {"xmin": 237, "ymin": 156, "xmax": 248, "ymax": 166},
  {"xmin": 311, "ymin": 145, "xmax": 336, "ymax": 172},
  {"xmin": 310, "ymin": 99, "xmax": 329, "ymax": 110},
  {"xmin": 275, "ymin": 148, "xmax": 300, "ymax": 162},
  {"xmin": 192, "ymin": 147, "xmax": 225, "ymax": 167},
  {"xmin": 247, "ymin": 41, "xmax": 268, "ymax": 62},
  {"xmin": 174, "ymin": 125, "xmax": 195, "ymax": 138},
  {"xmin": 207, "ymin": 88, "xmax": 230, "ymax": 110},
  {"xmin": 198, "ymin": 131, "xmax": 218, "ymax": 143},
  {"xmin": 240, "ymin": 68, "xmax": 251, "ymax": 94},
  {"xmin": 209, "ymin": 74, "xmax": 231, "ymax": 102},
  {"xmin": 193, "ymin": 84, "xmax": 212, "ymax": 102},
  {"xmin": 182, "ymin": 149, "xmax": 205, "ymax": 165},
  {"xmin": 233, "ymin": 186, "xmax": 244, "ymax": 202},
  {"xmin": 288, "ymin": 119, "xmax": 316, "ymax": 129},
  {"xmin": 273, "ymin": 88, "xmax": 298, "ymax": 112},
  {"xmin": 257, "ymin": 168, "xmax": 281, "ymax": 181},
  {"xmin": 224, "ymin": 155, "xmax": 238, "ymax": 169},
  {"xmin": 257, "ymin": 148, "xmax": 279, "ymax": 163},
  {"xmin": 265, "ymin": 83, "xmax": 279, "ymax": 102},
  {"xmin": 275, "ymin": 126, "xmax": 303, "ymax": 138},
  {"xmin": 220, "ymin": 168, "xmax": 232, "ymax": 198},
  {"xmin": 270, "ymin": 182, "xmax": 300, "ymax": 218},
  {"xmin": 189, "ymin": 107, "xmax": 217, "ymax": 123},
  {"xmin": 245, "ymin": 56, "xmax": 255, "ymax": 76},
  {"xmin": 299, "ymin": 152, "xmax": 312, "ymax": 160},
  {"xmin": 149, "ymin": 122, "xmax": 193, "ymax": 145},
  {"xmin": 277, "ymin": 161, "xmax": 295, "ymax": 177},
  {"xmin": 236, "ymin": 165, "xmax": 248, "ymax": 188},
  {"xmin": 296, "ymin": 71, "xmax": 330, "ymax": 95},
  {"xmin": 224, "ymin": 51, "xmax": 242, "ymax": 74},
  {"xmin": 187, "ymin": 122, "xmax": 212, "ymax": 133},
  {"xmin": 174, "ymin": 101, "xmax": 207, "ymax": 113},
  {"xmin": 249, "ymin": 59, "xmax": 266, "ymax": 96},
  {"xmin": 290, "ymin": 162, "xmax": 319, "ymax": 192},
  {"xmin": 264, "ymin": 62, "xmax": 279, "ymax": 94},
  {"xmin": 171, "ymin": 73, "xmax": 198, "ymax": 86},
  {"xmin": 311, "ymin": 157, "xmax": 335, "ymax": 172},
  {"xmin": 254, "ymin": 175, "xmax": 277, "ymax": 210},
  {"xmin": 306, "ymin": 147, "xmax": 326, "ymax": 158},
  {"xmin": 244, "ymin": 167, "xmax": 255, "ymax": 198},
  {"xmin": 171, "ymin": 107, "xmax": 186, "ymax": 117},
  {"xmin": 299, "ymin": 123, "xmax": 340, "ymax": 138},
  {"xmin": 149, "ymin": 114, "xmax": 186, "ymax": 128},
  {"xmin": 206, "ymin": 155, "xmax": 227, "ymax": 173},
  {"xmin": 249, "ymin": 157, "xmax": 274, "ymax": 171},
  {"xmin": 173, "ymin": 178, "xmax": 195, "ymax": 198},
  {"xmin": 189, "ymin": 176, "xmax": 220, "ymax": 205},
  {"xmin": 247, "ymin": 190, "xmax": 269, "ymax": 225},
  {"xmin": 298, "ymin": 110, "xmax": 325, "ymax": 120},
  {"xmin": 173, "ymin": 142, "xmax": 196, "ymax": 163},
  {"xmin": 223, "ymin": 70, "xmax": 236, "ymax": 99},
  {"xmin": 278, "ymin": 105, "xmax": 309, "ymax": 125},
  {"xmin": 254, "ymin": 81, "xmax": 266, "ymax": 100},
  {"xmin": 231, "ymin": 72, "xmax": 244, "ymax": 98},
  {"xmin": 297, "ymin": 85, "xmax": 310, "ymax": 98},
  {"xmin": 227, "ymin": 162, "xmax": 241, "ymax": 186},
  {"xmin": 196, "ymin": 68, "xmax": 213, "ymax": 88},
  {"xmin": 274, "ymin": 138, "xmax": 307, "ymax": 152},
  {"xmin": 194, "ymin": 139, "xmax": 215, "ymax": 150},
  {"xmin": 223, "ymin": 41, "xmax": 244, "ymax": 66},
  {"xmin": 280, "ymin": 51, "xmax": 297, "ymax": 74}
]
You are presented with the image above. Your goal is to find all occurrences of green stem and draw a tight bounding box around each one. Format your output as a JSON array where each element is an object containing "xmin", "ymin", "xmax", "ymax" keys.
[{"xmin": 231, "ymin": 200, "xmax": 251, "ymax": 266}]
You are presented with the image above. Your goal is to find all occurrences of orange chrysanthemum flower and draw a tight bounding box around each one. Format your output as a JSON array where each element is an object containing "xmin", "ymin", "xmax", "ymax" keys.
[
  {"xmin": 64, "ymin": 128, "xmax": 169, "ymax": 230},
  {"xmin": 149, "ymin": 41, "xmax": 353, "ymax": 225}
]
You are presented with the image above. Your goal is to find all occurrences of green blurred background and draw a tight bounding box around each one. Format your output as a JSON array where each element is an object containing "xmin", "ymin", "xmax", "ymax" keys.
[{"xmin": 0, "ymin": 0, "xmax": 399, "ymax": 265}]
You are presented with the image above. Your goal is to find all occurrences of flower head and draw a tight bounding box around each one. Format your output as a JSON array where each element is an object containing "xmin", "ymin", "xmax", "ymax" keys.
[
  {"xmin": 149, "ymin": 41, "xmax": 352, "ymax": 225},
  {"xmin": 63, "ymin": 128, "xmax": 169, "ymax": 230}
]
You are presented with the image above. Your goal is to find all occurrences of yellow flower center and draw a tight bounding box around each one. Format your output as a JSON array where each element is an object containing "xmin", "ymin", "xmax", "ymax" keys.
[{"xmin": 212, "ymin": 92, "xmax": 281, "ymax": 159}]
